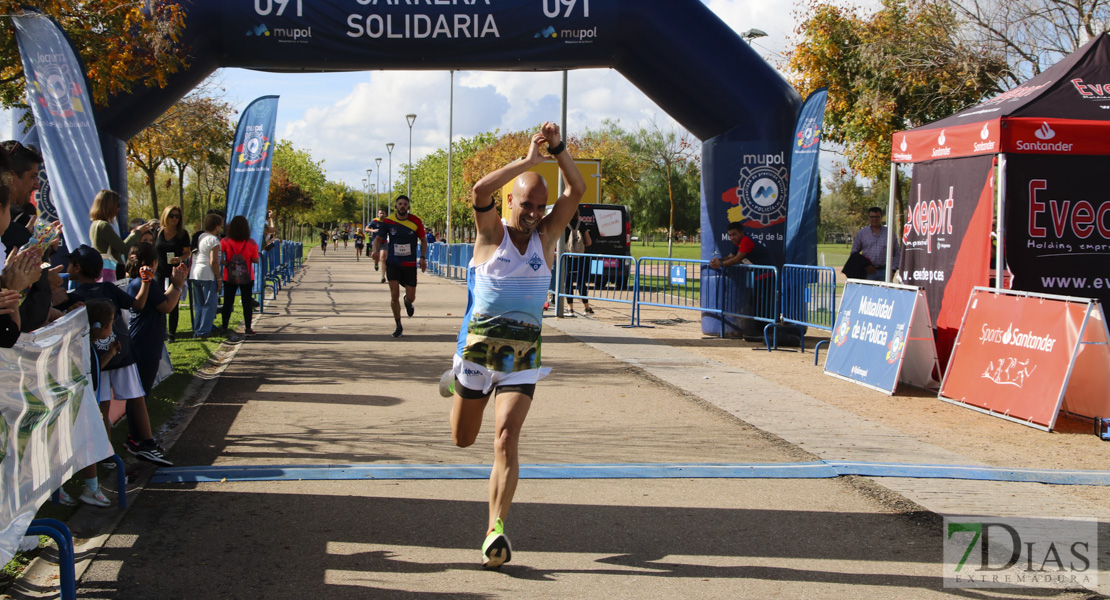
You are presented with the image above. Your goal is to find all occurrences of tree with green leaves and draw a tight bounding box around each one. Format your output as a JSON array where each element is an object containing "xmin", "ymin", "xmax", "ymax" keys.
[
  {"xmin": 165, "ymin": 95, "xmax": 235, "ymax": 219},
  {"xmin": 627, "ymin": 121, "xmax": 698, "ymax": 257},
  {"xmin": 269, "ymin": 140, "xmax": 326, "ymax": 227}
]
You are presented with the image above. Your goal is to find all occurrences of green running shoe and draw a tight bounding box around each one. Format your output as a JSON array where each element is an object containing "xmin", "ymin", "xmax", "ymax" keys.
[
  {"xmin": 438, "ymin": 370, "xmax": 455, "ymax": 398},
  {"xmin": 481, "ymin": 518, "xmax": 512, "ymax": 569}
]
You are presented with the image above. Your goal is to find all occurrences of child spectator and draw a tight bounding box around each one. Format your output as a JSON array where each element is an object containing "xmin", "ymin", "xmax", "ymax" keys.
[
  {"xmin": 125, "ymin": 242, "xmax": 187, "ymax": 395},
  {"xmin": 65, "ymin": 245, "xmax": 172, "ymax": 466}
]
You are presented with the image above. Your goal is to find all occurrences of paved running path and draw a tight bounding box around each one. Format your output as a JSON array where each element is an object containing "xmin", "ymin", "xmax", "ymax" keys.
[{"xmin": 32, "ymin": 247, "xmax": 1097, "ymax": 599}]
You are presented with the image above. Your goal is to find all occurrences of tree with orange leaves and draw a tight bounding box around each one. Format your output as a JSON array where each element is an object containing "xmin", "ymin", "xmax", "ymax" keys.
[
  {"xmin": 0, "ymin": 1, "xmax": 187, "ymax": 113},
  {"xmin": 788, "ymin": 0, "xmax": 1007, "ymax": 180}
]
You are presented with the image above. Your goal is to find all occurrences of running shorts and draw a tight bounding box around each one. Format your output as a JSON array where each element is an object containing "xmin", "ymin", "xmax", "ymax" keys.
[{"xmin": 386, "ymin": 264, "xmax": 418, "ymax": 288}]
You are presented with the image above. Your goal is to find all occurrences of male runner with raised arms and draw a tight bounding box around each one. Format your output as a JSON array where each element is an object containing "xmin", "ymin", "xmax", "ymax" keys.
[
  {"xmin": 372, "ymin": 195, "xmax": 427, "ymax": 338},
  {"xmin": 438, "ymin": 122, "xmax": 585, "ymax": 569}
]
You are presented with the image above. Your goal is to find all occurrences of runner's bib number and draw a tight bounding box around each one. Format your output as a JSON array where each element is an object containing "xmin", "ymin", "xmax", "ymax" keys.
[{"xmin": 394, "ymin": 243, "xmax": 412, "ymax": 257}]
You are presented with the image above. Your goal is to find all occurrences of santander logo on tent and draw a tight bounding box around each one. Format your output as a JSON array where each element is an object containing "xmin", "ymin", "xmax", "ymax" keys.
[
  {"xmin": 1035, "ymin": 122, "xmax": 1056, "ymax": 140},
  {"xmin": 1015, "ymin": 120, "xmax": 1073, "ymax": 152},
  {"xmin": 932, "ymin": 129, "xmax": 951, "ymax": 157},
  {"xmin": 892, "ymin": 135, "xmax": 913, "ymax": 162},
  {"xmin": 974, "ymin": 122, "xmax": 996, "ymax": 152}
]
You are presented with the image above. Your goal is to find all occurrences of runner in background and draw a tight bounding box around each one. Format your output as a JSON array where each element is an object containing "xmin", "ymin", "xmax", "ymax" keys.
[{"xmin": 372, "ymin": 196, "xmax": 427, "ymax": 338}]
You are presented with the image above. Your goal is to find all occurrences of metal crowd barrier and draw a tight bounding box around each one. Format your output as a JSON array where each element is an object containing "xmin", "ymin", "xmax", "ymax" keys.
[
  {"xmin": 632, "ymin": 256, "xmax": 712, "ymax": 327},
  {"xmin": 259, "ymin": 241, "xmax": 303, "ymax": 313},
  {"xmin": 26, "ymin": 519, "xmax": 76, "ymax": 600},
  {"xmin": 775, "ymin": 264, "xmax": 838, "ymax": 364},
  {"xmin": 426, "ymin": 249, "xmax": 840, "ymax": 363},
  {"xmin": 428, "ymin": 242, "xmax": 447, "ymax": 276},
  {"xmin": 558, "ymin": 253, "xmax": 636, "ymax": 316},
  {"xmin": 714, "ymin": 264, "xmax": 780, "ymax": 346},
  {"xmin": 441, "ymin": 244, "xmax": 473, "ymax": 281}
]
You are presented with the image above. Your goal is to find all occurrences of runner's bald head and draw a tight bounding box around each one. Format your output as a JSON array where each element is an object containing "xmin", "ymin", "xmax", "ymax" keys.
[{"xmin": 513, "ymin": 171, "xmax": 547, "ymax": 201}]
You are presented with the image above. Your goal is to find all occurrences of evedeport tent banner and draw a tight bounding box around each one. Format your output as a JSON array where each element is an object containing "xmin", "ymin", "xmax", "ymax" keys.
[
  {"xmin": 898, "ymin": 155, "xmax": 993, "ymax": 368},
  {"xmin": 0, "ymin": 310, "xmax": 113, "ymax": 564},
  {"xmin": 939, "ymin": 288, "xmax": 1110, "ymax": 430},
  {"xmin": 1005, "ymin": 154, "xmax": 1110, "ymax": 310}
]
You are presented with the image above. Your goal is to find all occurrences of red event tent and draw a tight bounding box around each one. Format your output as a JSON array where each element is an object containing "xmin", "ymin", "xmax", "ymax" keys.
[{"xmin": 889, "ymin": 33, "xmax": 1110, "ymax": 369}]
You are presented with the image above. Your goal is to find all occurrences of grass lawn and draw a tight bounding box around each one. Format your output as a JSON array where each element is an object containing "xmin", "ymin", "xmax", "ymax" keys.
[
  {"xmin": 1, "ymin": 297, "xmax": 247, "ymax": 589},
  {"xmin": 631, "ymin": 242, "xmax": 855, "ymax": 268},
  {"xmin": 630, "ymin": 241, "xmax": 702, "ymax": 261}
]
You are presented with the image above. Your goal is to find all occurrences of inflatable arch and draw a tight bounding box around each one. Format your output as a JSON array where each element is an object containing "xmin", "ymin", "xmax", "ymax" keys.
[{"xmin": 95, "ymin": 0, "xmax": 802, "ymax": 336}]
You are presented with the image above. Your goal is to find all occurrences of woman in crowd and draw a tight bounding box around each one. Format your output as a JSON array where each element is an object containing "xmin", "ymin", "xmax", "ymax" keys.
[
  {"xmin": 89, "ymin": 190, "xmax": 149, "ymax": 282},
  {"xmin": 154, "ymin": 205, "xmax": 191, "ymax": 341},
  {"xmin": 125, "ymin": 242, "xmax": 187, "ymax": 396},
  {"xmin": 190, "ymin": 213, "xmax": 223, "ymax": 337},
  {"xmin": 220, "ymin": 216, "xmax": 259, "ymax": 336}
]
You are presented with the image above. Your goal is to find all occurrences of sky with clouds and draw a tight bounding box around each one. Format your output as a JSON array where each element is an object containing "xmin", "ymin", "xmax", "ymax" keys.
[{"xmin": 3, "ymin": 0, "xmax": 863, "ymax": 192}]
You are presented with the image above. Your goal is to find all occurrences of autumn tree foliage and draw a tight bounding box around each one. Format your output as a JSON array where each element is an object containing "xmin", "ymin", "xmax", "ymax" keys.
[
  {"xmin": 788, "ymin": 0, "xmax": 1009, "ymax": 179},
  {"xmin": 126, "ymin": 92, "xmax": 233, "ymax": 219},
  {"xmin": 0, "ymin": 1, "xmax": 188, "ymax": 111}
]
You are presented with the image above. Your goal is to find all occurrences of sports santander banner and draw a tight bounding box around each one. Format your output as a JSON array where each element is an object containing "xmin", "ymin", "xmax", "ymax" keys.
[
  {"xmin": 939, "ymin": 288, "xmax": 1110, "ymax": 431},
  {"xmin": 226, "ymin": 95, "xmax": 279, "ymax": 295},
  {"xmin": 0, "ymin": 309, "xmax": 113, "ymax": 564},
  {"xmin": 1004, "ymin": 154, "xmax": 1110, "ymax": 309},
  {"xmin": 899, "ymin": 155, "xmax": 993, "ymax": 368},
  {"xmin": 785, "ymin": 88, "xmax": 827, "ymax": 266},
  {"xmin": 12, "ymin": 12, "xmax": 110, "ymax": 250}
]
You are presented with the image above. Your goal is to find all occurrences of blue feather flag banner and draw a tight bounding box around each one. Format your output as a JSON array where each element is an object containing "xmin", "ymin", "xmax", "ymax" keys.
[{"xmin": 785, "ymin": 88, "xmax": 828, "ymax": 266}]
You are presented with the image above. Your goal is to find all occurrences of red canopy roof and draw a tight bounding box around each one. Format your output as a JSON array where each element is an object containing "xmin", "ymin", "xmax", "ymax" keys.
[{"xmin": 892, "ymin": 33, "xmax": 1110, "ymax": 163}]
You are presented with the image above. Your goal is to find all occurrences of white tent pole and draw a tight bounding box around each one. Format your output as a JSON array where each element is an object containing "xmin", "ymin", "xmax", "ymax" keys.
[
  {"xmin": 886, "ymin": 162, "xmax": 897, "ymax": 282},
  {"xmin": 996, "ymin": 153, "xmax": 1007, "ymax": 290}
]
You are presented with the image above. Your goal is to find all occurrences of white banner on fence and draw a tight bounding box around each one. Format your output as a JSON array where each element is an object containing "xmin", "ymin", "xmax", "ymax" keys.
[{"xmin": 0, "ymin": 309, "xmax": 113, "ymax": 564}]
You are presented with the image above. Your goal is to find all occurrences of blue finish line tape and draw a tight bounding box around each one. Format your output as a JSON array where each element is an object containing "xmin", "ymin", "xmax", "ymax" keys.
[{"xmin": 150, "ymin": 461, "xmax": 1110, "ymax": 487}]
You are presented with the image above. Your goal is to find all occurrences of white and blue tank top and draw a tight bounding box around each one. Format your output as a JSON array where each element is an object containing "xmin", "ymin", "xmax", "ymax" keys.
[{"xmin": 455, "ymin": 221, "xmax": 551, "ymax": 373}]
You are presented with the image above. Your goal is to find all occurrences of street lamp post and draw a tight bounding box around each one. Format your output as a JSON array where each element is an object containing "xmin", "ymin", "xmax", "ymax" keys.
[
  {"xmin": 362, "ymin": 178, "xmax": 368, "ymax": 228},
  {"xmin": 740, "ymin": 28, "xmax": 767, "ymax": 44},
  {"xmin": 386, "ymin": 143, "xmax": 395, "ymax": 206},
  {"xmin": 370, "ymin": 168, "xmax": 379, "ymax": 227},
  {"xmin": 374, "ymin": 157, "xmax": 382, "ymax": 216},
  {"xmin": 406, "ymin": 114, "xmax": 416, "ymax": 200}
]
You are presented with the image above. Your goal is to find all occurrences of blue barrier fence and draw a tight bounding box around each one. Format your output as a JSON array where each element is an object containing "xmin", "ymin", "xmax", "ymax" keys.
[
  {"xmin": 715, "ymin": 263, "xmax": 780, "ymax": 341},
  {"xmin": 258, "ymin": 241, "xmax": 303, "ymax": 313},
  {"xmin": 559, "ymin": 253, "xmax": 636, "ymax": 314},
  {"xmin": 776, "ymin": 264, "xmax": 838, "ymax": 363},
  {"xmin": 633, "ymin": 257, "xmax": 713, "ymax": 327},
  {"xmin": 427, "ymin": 244, "xmax": 836, "ymax": 354},
  {"xmin": 428, "ymin": 242, "xmax": 473, "ymax": 281}
]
